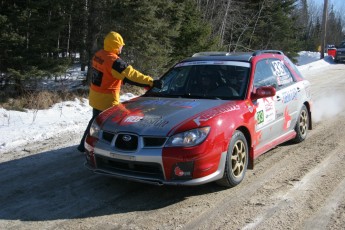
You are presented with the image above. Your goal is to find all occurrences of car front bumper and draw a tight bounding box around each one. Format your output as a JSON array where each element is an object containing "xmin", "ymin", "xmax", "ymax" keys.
[{"xmin": 84, "ymin": 147, "xmax": 227, "ymax": 186}]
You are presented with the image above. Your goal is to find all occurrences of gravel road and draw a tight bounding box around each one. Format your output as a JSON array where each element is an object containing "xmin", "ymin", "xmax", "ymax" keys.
[{"xmin": 1, "ymin": 62, "xmax": 345, "ymax": 230}]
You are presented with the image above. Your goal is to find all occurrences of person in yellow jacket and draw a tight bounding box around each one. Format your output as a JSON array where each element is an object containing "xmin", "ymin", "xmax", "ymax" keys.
[{"xmin": 78, "ymin": 31, "xmax": 162, "ymax": 152}]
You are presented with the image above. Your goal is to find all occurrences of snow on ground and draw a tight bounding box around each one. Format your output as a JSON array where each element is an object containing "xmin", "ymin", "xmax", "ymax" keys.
[
  {"xmin": 0, "ymin": 52, "xmax": 332, "ymax": 154},
  {"xmin": 296, "ymin": 51, "xmax": 332, "ymax": 72}
]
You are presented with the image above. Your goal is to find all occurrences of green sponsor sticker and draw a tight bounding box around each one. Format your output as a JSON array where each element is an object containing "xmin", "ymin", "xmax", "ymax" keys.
[{"xmin": 257, "ymin": 110, "xmax": 264, "ymax": 124}]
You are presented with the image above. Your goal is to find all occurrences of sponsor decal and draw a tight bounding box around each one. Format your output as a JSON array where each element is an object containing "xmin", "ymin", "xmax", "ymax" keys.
[
  {"xmin": 271, "ymin": 60, "xmax": 286, "ymax": 77},
  {"xmin": 257, "ymin": 110, "xmax": 264, "ymax": 124},
  {"xmin": 172, "ymin": 162, "xmax": 193, "ymax": 178},
  {"xmin": 282, "ymin": 88, "xmax": 298, "ymax": 104},
  {"xmin": 108, "ymin": 104, "xmax": 133, "ymax": 124},
  {"xmin": 253, "ymin": 112, "xmax": 263, "ymax": 145},
  {"xmin": 255, "ymin": 97, "xmax": 276, "ymax": 130},
  {"xmin": 193, "ymin": 117, "xmax": 209, "ymax": 126},
  {"xmin": 254, "ymin": 130, "xmax": 263, "ymax": 145},
  {"xmin": 271, "ymin": 60, "xmax": 293, "ymax": 85},
  {"xmin": 276, "ymin": 112, "xmax": 284, "ymax": 119},
  {"xmin": 193, "ymin": 103, "xmax": 240, "ymax": 125},
  {"xmin": 283, "ymin": 107, "xmax": 292, "ymax": 130},
  {"xmin": 245, "ymin": 101, "xmax": 254, "ymax": 113},
  {"xmin": 174, "ymin": 166, "xmax": 185, "ymax": 176},
  {"xmin": 120, "ymin": 114, "xmax": 169, "ymax": 128},
  {"xmin": 123, "ymin": 115, "xmax": 143, "ymax": 123},
  {"xmin": 277, "ymin": 74, "xmax": 293, "ymax": 86},
  {"xmin": 100, "ymin": 105, "xmax": 129, "ymax": 124},
  {"xmin": 137, "ymin": 115, "xmax": 169, "ymax": 128}
]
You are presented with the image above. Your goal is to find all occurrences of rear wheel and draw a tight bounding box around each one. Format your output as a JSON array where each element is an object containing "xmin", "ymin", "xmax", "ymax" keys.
[
  {"xmin": 216, "ymin": 130, "xmax": 248, "ymax": 187},
  {"xmin": 292, "ymin": 104, "xmax": 309, "ymax": 143}
]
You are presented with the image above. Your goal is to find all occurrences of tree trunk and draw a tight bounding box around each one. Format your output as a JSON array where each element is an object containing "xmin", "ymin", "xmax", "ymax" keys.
[
  {"xmin": 80, "ymin": 0, "xmax": 89, "ymax": 72},
  {"xmin": 320, "ymin": 0, "xmax": 328, "ymax": 59},
  {"xmin": 85, "ymin": 0, "xmax": 103, "ymax": 84}
]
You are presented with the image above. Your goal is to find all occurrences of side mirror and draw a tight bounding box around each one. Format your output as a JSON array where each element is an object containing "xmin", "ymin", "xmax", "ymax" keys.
[{"xmin": 251, "ymin": 86, "xmax": 276, "ymax": 100}]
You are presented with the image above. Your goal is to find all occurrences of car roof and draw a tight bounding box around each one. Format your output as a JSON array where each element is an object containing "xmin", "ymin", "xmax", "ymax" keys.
[{"xmin": 180, "ymin": 50, "xmax": 284, "ymax": 63}]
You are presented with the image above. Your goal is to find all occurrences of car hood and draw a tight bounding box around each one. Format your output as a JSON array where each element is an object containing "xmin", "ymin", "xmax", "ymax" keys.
[{"xmin": 97, "ymin": 97, "xmax": 237, "ymax": 136}]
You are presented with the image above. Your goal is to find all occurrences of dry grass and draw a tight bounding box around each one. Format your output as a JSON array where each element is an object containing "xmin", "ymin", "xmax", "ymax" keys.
[
  {"xmin": 121, "ymin": 84, "xmax": 147, "ymax": 96},
  {"xmin": 0, "ymin": 89, "xmax": 88, "ymax": 111},
  {"xmin": 0, "ymin": 85, "xmax": 145, "ymax": 111}
]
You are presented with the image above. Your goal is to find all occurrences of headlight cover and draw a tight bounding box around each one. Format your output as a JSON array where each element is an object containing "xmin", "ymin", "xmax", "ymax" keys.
[
  {"xmin": 165, "ymin": 127, "xmax": 211, "ymax": 147},
  {"xmin": 89, "ymin": 121, "xmax": 101, "ymax": 138}
]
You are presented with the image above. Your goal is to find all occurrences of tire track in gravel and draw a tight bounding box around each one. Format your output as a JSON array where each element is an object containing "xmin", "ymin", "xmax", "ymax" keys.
[
  {"xmin": 241, "ymin": 142, "xmax": 345, "ymax": 230},
  {"xmin": 303, "ymin": 176, "xmax": 345, "ymax": 230}
]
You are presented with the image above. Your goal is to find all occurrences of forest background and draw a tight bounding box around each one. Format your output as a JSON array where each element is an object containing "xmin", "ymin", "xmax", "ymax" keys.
[{"xmin": 0, "ymin": 0, "xmax": 344, "ymax": 110}]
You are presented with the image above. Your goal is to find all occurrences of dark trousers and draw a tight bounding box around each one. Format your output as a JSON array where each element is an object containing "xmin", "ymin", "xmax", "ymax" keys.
[{"xmin": 78, "ymin": 108, "xmax": 102, "ymax": 150}]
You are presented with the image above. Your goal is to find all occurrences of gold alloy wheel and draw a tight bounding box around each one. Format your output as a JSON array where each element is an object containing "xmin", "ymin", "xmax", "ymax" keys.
[
  {"xmin": 231, "ymin": 140, "xmax": 246, "ymax": 178},
  {"xmin": 299, "ymin": 109, "xmax": 308, "ymax": 137}
]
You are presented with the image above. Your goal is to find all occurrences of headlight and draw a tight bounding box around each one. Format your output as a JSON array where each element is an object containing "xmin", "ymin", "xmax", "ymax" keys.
[
  {"xmin": 165, "ymin": 127, "xmax": 211, "ymax": 147},
  {"xmin": 89, "ymin": 121, "xmax": 101, "ymax": 138}
]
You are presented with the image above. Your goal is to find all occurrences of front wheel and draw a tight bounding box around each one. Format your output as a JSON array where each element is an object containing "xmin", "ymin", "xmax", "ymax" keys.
[
  {"xmin": 292, "ymin": 104, "xmax": 309, "ymax": 143},
  {"xmin": 216, "ymin": 130, "xmax": 248, "ymax": 188}
]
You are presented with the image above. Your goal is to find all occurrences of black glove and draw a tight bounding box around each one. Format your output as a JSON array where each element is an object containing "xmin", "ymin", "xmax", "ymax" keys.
[{"xmin": 152, "ymin": 79, "xmax": 163, "ymax": 89}]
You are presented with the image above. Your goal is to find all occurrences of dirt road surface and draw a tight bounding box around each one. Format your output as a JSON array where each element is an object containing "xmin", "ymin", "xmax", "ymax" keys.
[{"xmin": 1, "ymin": 62, "xmax": 345, "ymax": 230}]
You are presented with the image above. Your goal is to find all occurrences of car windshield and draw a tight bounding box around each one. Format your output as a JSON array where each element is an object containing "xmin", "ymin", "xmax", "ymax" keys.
[
  {"xmin": 145, "ymin": 61, "xmax": 250, "ymax": 100},
  {"xmin": 339, "ymin": 42, "xmax": 345, "ymax": 48}
]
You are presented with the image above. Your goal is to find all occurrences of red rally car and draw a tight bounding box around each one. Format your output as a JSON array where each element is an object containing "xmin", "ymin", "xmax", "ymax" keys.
[{"xmin": 84, "ymin": 50, "xmax": 312, "ymax": 188}]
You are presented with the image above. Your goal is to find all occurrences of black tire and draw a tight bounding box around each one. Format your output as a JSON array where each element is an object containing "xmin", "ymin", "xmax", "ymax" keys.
[
  {"xmin": 216, "ymin": 130, "xmax": 248, "ymax": 188},
  {"xmin": 292, "ymin": 104, "xmax": 309, "ymax": 143}
]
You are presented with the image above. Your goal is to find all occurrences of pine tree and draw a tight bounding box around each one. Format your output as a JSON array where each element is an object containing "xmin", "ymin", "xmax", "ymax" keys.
[
  {"xmin": 171, "ymin": 0, "xmax": 219, "ymax": 61},
  {"xmin": 106, "ymin": 0, "xmax": 177, "ymax": 77},
  {"xmin": 0, "ymin": 0, "xmax": 73, "ymax": 94},
  {"xmin": 326, "ymin": 6, "xmax": 344, "ymax": 46}
]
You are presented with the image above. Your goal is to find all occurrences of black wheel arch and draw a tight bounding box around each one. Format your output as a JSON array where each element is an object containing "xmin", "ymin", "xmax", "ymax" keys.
[
  {"xmin": 303, "ymin": 101, "xmax": 313, "ymax": 130},
  {"xmin": 235, "ymin": 126, "xmax": 253, "ymax": 169}
]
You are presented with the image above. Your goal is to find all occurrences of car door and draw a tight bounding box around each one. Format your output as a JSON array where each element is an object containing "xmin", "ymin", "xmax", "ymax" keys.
[
  {"xmin": 271, "ymin": 59, "xmax": 299, "ymax": 135},
  {"xmin": 252, "ymin": 59, "xmax": 284, "ymax": 150}
]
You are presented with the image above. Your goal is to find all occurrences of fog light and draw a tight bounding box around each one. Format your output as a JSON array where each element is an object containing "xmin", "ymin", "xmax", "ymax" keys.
[{"xmin": 171, "ymin": 162, "xmax": 194, "ymax": 180}]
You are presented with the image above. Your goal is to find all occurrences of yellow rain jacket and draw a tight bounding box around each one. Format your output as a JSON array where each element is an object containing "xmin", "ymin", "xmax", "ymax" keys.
[{"xmin": 89, "ymin": 31, "xmax": 154, "ymax": 111}]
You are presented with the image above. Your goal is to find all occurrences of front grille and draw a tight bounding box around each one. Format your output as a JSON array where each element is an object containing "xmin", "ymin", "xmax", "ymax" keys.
[
  {"xmin": 143, "ymin": 137, "xmax": 167, "ymax": 147},
  {"xmin": 115, "ymin": 134, "xmax": 138, "ymax": 151},
  {"xmin": 95, "ymin": 155, "xmax": 164, "ymax": 180},
  {"xmin": 101, "ymin": 131, "xmax": 166, "ymax": 150},
  {"xmin": 102, "ymin": 131, "xmax": 114, "ymax": 142}
]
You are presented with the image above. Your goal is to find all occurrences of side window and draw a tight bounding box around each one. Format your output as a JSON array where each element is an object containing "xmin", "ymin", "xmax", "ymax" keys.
[
  {"xmin": 270, "ymin": 60, "xmax": 294, "ymax": 89},
  {"xmin": 254, "ymin": 59, "xmax": 278, "ymax": 89},
  {"xmin": 284, "ymin": 56, "xmax": 304, "ymax": 80}
]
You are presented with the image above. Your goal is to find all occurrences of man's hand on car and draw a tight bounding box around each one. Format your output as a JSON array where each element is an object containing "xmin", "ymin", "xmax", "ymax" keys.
[{"xmin": 153, "ymin": 79, "xmax": 163, "ymax": 89}]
